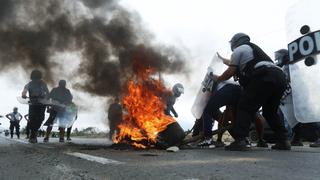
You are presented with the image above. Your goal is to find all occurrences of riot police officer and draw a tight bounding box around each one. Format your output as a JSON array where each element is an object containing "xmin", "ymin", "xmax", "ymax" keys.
[
  {"xmin": 276, "ymin": 49, "xmax": 320, "ymax": 148},
  {"xmin": 216, "ymin": 33, "xmax": 290, "ymax": 151}
]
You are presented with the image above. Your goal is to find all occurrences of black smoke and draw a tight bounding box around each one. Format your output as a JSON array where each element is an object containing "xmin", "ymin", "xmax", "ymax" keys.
[{"xmin": 0, "ymin": 0, "xmax": 187, "ymax": 98}]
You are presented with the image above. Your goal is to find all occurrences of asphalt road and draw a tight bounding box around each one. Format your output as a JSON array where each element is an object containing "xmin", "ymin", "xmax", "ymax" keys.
[{"xmin": 0, "ymin": 135, "xmax": 320, "ymax": 180}]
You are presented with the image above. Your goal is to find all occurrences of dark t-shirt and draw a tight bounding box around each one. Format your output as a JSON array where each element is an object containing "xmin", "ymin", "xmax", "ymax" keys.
[
  {"xmin": 24, "ymin": 80, "xmax": 49, "ymax": 99},
  {"xmin": 108, "ymin": 103, "xmax": 122, "ymax": 126},
  {"xmin": 49, "ymin": 87, "xmax": 73, "ymax": 104}
]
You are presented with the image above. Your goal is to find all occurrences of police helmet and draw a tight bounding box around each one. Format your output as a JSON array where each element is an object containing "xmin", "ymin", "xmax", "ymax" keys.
[
  {"xmin": 229, "ymin": 33, "xmax": 250, "ymax": 51},
  {"xmin": 172, "ymin": 83, "xmax": 184, "ymax": 97},
  {"xmin": 274, "ymin": 49, "xmax": 289, "ymax": 67}
]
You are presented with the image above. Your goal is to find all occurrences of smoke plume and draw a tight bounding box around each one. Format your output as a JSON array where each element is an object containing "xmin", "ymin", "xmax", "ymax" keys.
[{"xmin": 0, "ymin": 0, "xmax": 187, "ymax": 98}]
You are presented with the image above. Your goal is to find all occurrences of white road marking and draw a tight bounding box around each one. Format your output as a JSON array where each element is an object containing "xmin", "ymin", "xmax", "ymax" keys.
[{"xmin": 65, "ymin": 152, "xmax": 124, "ymax": 165}]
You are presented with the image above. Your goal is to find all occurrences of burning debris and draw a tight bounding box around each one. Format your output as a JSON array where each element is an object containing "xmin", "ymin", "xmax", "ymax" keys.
[
  {"xmin": 113, "ymin": 61, "xmax": 185, "ymax": 148},
  {"xmin": 0, "ymin": 0, "xmax": 188, "ymax": 148}
]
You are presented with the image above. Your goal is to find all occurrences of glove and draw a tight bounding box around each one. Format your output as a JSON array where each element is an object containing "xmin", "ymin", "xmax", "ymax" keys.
[{"xmin": 174, "ymin": 113, "xmax": 178, "ymax": 118}]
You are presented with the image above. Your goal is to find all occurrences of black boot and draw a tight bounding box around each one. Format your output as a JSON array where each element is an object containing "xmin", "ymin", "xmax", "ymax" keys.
[
  {"xmin": 29, "ymin": 131, "xmax": 38, "ymax": 143},
  {"xmin": 257, "ymin": 139, "xmax": 268, "ymax": 148},
  {"xmin": 225, "ymin": 138, "xmax": 250, "ymax": 151},
  {"xmin": 271, "ymin": 140, "xmax": 291, "ymax": 150},
  {"xmin": 291, "ymin": 140, "xmax": 303, "ymax": 146},
  {"xmin": 291, "ymin": 124, "xmax": 303, "ymax": 146}
]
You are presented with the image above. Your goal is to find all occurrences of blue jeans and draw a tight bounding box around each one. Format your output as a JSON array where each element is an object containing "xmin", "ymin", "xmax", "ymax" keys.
[{"xmin": 203, "ymin": 84, "xmax": 242, "ymax": 137}]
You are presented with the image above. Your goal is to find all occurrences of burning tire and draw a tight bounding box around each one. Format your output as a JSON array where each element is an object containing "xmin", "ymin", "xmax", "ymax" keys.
[{"xmin": 156, "ymin": 122, "xmax": 186, "ymax": 149}]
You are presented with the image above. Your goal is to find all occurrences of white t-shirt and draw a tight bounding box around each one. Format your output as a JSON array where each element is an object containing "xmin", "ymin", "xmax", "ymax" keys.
[{"xmin": 7, "ymin": 112, "xmax": 22, "ymax": 122}]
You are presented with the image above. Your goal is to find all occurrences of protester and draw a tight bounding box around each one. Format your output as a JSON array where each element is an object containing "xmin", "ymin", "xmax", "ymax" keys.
[
  {"xmin": 5, "ymin": 107, "xmax": 23, "ymax": 139},
  {"xmin": 43, "ymin": 80, "xmax": 73, "ymax": 143},
  {"xmin": 164, "ymin": 83, "xmax": 184, "ymax": 118},
  {"xmin": 197, "ymin": 79, "xmax": 268, "ymax": 148},
  {"xmin": 22, "ymin": 70, "xmax": 49, "ymax": 143},
  {"xmin": 215, "ymin": 33, "xmax": 290, "ymax": 151},
  {"xmin": 108, "ymin": 97, "xmax": 123, "ymax": 140}
]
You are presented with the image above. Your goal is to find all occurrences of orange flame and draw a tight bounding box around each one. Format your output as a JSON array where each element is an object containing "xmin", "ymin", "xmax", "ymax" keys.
[{"xmin": 114, "ymin": 66, "xmax": 176, "ymax": 148}]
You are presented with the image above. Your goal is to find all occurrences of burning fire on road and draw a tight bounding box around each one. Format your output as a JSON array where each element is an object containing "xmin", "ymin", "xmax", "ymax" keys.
[{"xmin": 114, "ymin": 60, "xmax": 185, "ymax": 149}]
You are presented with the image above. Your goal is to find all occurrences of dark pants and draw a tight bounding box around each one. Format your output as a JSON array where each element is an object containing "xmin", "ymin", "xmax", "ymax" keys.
[
  {"xmin": 26, "ymin": 121, "xmax": 30, "ymax": 138},
  {"xmin": 109, "ymin": 126, "xmax": 119, "ymax": 140},
  {"xmin": 44, "ymin": 110, "xmax": 58, "ymax": 139},
  {"xmin": 203, "ymin": 84, "xmax": 242, "ymax": 137},
  {"xmin": 109, "ymin": 116, "xmax": 122, "ymax": 140},
  {"xmin": 10, "ymin": 121, "xmax": 20, "ymax": 138},
  {"xmin": 44, "ymin": 109, "xmax": 58, "ymax": 127},
  {"xmin": 29, "ymin": 105, "xmax": 46, "ymax": 138},
  {"xmin": 67, "ymin": 126, "xmax": 72, "ymax": 139},
  {"xmin": 234, "ymin": 67, "xmax": 288, "ymax": 141}
]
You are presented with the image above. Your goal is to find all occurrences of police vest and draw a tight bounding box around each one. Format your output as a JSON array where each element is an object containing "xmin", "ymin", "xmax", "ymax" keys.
[{"xmin": 236, "ymin": 43, "xmax": 273, "ymax": 87}]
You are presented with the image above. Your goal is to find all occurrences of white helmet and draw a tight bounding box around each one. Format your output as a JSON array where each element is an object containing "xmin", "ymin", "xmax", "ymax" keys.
[{"xmin": 172, "ymin": 83, "xmax": 184, "ymax": 97}]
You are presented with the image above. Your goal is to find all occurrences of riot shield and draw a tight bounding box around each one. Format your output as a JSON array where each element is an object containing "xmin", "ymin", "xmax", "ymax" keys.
[
  {"xmin": 286, "ymin": 0, "xmax": 320, "ymax": 123},
  {"xmin": 56, "ymin": 103, "xmax": 78, "ymax": 128}
]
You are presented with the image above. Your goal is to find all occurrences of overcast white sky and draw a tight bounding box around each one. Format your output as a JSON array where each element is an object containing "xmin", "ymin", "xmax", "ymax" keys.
[{"xmin": 0, "ymin": 0, "xmax": 306, "ymax": 131}]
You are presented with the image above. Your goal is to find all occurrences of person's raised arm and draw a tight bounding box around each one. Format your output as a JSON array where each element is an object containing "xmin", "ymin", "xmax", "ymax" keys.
[
  {"xmin": 217, "ymin": 52, "xmax": 231, "ymax": 66},
  {"xmin": 217, "ymin": 66, "xmax": 237, "ymax": 82}
]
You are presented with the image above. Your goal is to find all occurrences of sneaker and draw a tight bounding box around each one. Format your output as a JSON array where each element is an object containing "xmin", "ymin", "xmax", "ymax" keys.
[
  {"xmin": 67, "ymin": 137, "xmax": 72, "ymax": 141},
  {"xmin": 225, "ymin": 139, "xmax": 250, "ymax": 151},
  {"xmin": 271, "ymin": 140, "xmax": 291, "ymax": 150},
  {"xmin": 198, "ymin": 138, "xmax": 214, "ymax": 147},
  {"xmin": 29, "ymin": 138, "xmax": 38, "ymax": 144},
  {"xmin": 43, "ymin": 137, "xmax": 49, "ymax": 143},
  {"xmin": 310, "ymin": 139, "xmax": 320, "ymax": 148},
  {"xmin": 59, "ymin": 138, "xmax": 65, "ymax": 143},
  {"xmin": 257, "ymin": 139, "xmax": 268, "ymax": 148},
  {"xmin": 291, "ymin": 140, "xmax": 303, "ymax": 146},
  {"xmin": 245, "ymin": 138, "xmax": 252, "ymax": 148}
]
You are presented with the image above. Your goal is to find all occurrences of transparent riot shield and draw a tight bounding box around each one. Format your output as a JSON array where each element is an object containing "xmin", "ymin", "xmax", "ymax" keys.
[
  {"xmin": 56, "ymin": 103, "xmax": 78, "ymax": 128},
  {"xmin": 191, "ymin": 53, "xmax": 230, "ymax": 119},
  {"xmin": 286, "ymin": 0, "xmax": 320, "ymax": 123}
]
